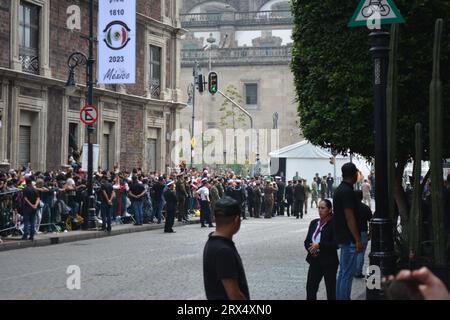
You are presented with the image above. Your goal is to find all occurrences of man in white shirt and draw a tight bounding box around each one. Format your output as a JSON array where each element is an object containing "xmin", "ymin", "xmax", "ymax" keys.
[{"xmin": 197, "ymin": 178, "xmax": 214, "ymax": 228}]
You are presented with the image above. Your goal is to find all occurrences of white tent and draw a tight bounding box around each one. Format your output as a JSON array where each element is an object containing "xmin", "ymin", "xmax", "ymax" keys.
[{"xmin": 269, "ymin": 140, "xmax": 371, "ymax": 182}]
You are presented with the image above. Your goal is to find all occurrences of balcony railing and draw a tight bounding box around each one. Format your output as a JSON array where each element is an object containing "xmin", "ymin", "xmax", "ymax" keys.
[
  {"xmin": 181, "ymin": 10, "xmax": 293, "ymax": 28},
  {"xmin": 181, "ymin": 46, "xmax": 292, "ymax": 66},
  {"xmin": 19, "ymin": 47, "xmax": 39, "ymax": 75},
  {"xmin": 150, "ymin": 78, "xmax": 161, "ymax": 99}
]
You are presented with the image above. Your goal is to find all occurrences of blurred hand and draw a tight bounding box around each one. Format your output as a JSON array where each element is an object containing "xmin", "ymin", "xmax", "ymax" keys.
[
  {"xmin": 393, "ymin": 267, "xmax": 450, "ymax": 300},
  {"xmin": 356, "ymin": 240, "xmax": 364, "ymax": 252},
  {"xmin": 308, "ymin": 243, "xmax": 320, "ymax": 255}
]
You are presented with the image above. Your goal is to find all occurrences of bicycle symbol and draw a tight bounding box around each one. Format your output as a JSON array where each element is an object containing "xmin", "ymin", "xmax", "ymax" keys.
[{"xmin": 362, "ymin": 0, "xmax": 391, "ymax": 18}]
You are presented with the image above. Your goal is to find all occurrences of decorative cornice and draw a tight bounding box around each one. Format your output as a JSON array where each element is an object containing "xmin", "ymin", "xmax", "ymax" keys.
[
  {"xmin": 0, "ymin": 67, "xmax": 185, "ymax": 110},
  {"xmin": 137, "ymin": 13, "xmax": 187, "ymax": 36}
]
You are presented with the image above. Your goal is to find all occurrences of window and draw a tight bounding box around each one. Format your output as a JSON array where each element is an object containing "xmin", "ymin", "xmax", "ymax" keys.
[
  {"xmin": 68, "ymin": 123, "xmax": 80, "ymax": 165},
  {"xmin": 149, "ymin": 45, "xmax": 162, "ymax": 99},
  {"xmin": 19, "ymin": 126, "xmax": 31, "ymax": 166},
  {"xmin": 245, "ymin": 84, "xmax": 258, "ymax": 105},
  {"xmin": 147, "ymin": 139, "xmax": 157, "ymax": 172},
  {"xmin": 19, "ymin": 1, "xmax": 40, "ymax": 74}
]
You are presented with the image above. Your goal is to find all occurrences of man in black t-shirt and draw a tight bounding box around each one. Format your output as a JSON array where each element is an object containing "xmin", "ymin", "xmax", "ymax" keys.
[
  {"xmin": 333, "ymin": 162, "xmax": 363, "ymax": 300},
  {"xmin": 101, "ymin": 176, "xmax": 115, "ymax": 232},
  {"xmin": 129, "ymin": 176, "xmax": 146, "ymax": 225},
  {"xmin": 203, "ymin": 197, "xmax": 250, "ymax": 300},
  {"xmin": 21, "ymin": 178, "xmax": 40, "ymax": 241}
]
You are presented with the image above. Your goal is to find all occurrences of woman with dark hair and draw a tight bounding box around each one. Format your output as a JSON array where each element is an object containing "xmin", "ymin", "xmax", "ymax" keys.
[{"xmin": 304, "ymin": 199, "xmax": 338, "ymax": 300}]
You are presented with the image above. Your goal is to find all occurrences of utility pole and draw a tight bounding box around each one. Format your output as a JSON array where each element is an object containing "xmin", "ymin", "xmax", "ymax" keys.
[
  {"xmin": 86, "ymin": 0, "xmax": 95, "ymax": 229},
  {"xmin": 191, "ymin": 61, "xmax": 200, "ymax": 168},
  {"xmin": 207, "ymin": 33, "xmax": 216, "ymax": 72}
]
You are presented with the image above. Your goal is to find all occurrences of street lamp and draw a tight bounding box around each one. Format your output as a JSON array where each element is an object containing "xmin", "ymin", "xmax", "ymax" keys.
[
  {"xmin": 65, "ymin": 0, "xmax": 96, "ymax": 230},
  {"xmin": 367, "ymin": 30, "xmax": 396, "ymax": 300},
  {"xmin": 206, "ymin": 33, "xmax": 216, "ymax": 71},
  {"xmin": 191, "ymin": 61, "xmax": 201, "ymax": 169}
]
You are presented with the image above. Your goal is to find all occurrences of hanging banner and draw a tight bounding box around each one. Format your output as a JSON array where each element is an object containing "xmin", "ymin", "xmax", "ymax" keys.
[
  {"xmin": 81, "ymin": 143, "xmax": 100, "ymax": 172},
  {"xmin": 98, "ymin": 0, "xmax": 136, "ymax": 84}
]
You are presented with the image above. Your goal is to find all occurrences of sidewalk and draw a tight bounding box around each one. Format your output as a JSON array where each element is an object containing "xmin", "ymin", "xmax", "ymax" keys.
[{"xmin": 0, "ymin": 218, "xmax": 201, "ymax": 252}]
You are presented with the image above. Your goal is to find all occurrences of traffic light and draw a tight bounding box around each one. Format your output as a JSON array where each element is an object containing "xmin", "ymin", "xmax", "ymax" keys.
[
  {"xmin": 198, "ymin": 74, "xmax": 204, "ymax": 93},
  {"xmin": 208, "ymin": 72, "xmax": 218, "ymax": 95}
]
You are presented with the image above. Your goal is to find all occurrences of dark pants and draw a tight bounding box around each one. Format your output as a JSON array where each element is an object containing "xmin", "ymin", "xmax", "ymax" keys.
[
  {"xmin": 177, "ymin": 197, "xmax": 187, "ymax": 221},
  {"xmin": 248, "ymin": 201, "xmax": 254, "ymax": 217},
  {"xmin": 306, "ymin": 262, "xmax": 338, "ymax": 300},
  {"xmin": 254, "ymin": 199, "xmax": 261, "ymax": 217},
  {"xmin": 293, "ymin": 199, "xmax": 304, "ymax": 218},
  {"xmin": 200, "ymin": 200, "xmax": 212, "ymax": 226},
  {"xmin": 42, "ymin": 203, "xmax": 53, "ymax": 232},
  {"xmin": 101, "ymin": 203, "xmax": 112, "ymax": 231},
  {"xmin": 241, "ymin": 202, "xmax": 247, "ymax": 219},
  {"xmin": 286, "ymin": 200, "xmax": 293, "ymax": 216},
  {"xmin": 327, "ymin": 185, "xmax": 334, "ymax": 198},
  {"xmin": 151, "ymin": 199, "xmax": 163, "ymax": 223},
  {"xmin": 165, "ymin": 208, "xmax": 175, "ymax": 232},
  {"xmin": 22, "ymin": 206, "xmax": 37, "ymax": 239},
  {"xmin": 276, "ymin": 198, "xmax": 284, "ymax": 216}
]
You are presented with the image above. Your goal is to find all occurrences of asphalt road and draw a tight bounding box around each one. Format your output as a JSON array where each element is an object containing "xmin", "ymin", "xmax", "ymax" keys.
[{"xmin": 0, "ymin": 207, "xmax": 367, "ymax": 300}]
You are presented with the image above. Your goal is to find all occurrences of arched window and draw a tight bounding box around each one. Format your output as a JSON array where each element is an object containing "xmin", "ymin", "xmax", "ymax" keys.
[
  {"xmin": 188, "ymin": 1, "xmax": 237, "ymax": 14},
  {"xmin": 260, "ymin": 0, "xmax": 291, "ymax": 12}
]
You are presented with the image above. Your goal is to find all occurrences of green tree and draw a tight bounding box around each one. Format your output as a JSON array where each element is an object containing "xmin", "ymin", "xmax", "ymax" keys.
[
  {"xmin": 291, "ymin": 0, "xmax": 450, "ymax": 260},
  {"xmin": 219, "ymin": 84, "xmax": 247, "ymax": 129}
]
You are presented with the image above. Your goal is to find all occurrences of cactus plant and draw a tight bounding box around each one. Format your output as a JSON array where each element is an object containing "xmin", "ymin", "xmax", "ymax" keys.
[
  {"xmin": 409, "ymin": 123, "xmax": 423, "ymax": 262},
  {"xmin": 429, "ymin": 19, "xmax": 446, "ymax": 266},
  {"xmin": 387, "ymin": 24, "xmax": 399, "ymax": 222}
]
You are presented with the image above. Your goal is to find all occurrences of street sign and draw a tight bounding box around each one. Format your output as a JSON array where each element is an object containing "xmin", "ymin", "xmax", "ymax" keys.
[
  {"xmin": 348, "ymin": 0, "xmax": 405, "ymax": 28},
  {"xmin": 80, "ymin": 105, "xmax": 98, "ymax": 125},
  {"xmin": 98, "ymin": 0, "xmax": 136, "ymax": 84}
]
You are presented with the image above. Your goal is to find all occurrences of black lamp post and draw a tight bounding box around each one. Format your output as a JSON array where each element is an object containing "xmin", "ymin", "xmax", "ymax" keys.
[
  {"xmin": 367, "ymin": 30, "xmax": 396, "ymax": 300},
  {"xmin": 66, "ymin": 0, "xmax": 96, "ymax": 230}
]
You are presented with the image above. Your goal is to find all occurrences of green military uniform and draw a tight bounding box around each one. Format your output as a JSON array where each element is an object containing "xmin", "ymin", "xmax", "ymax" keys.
[
  {"xmin": 215, "ymin": 181, "xmax": 224, "ymax": 199},
  {"xmin": 264, "ymin": 183, "xmax": 277, "ymax": 218},
  {"xmin": 209, "ymin": 184, "xmax": 220, "ymax": 219}
]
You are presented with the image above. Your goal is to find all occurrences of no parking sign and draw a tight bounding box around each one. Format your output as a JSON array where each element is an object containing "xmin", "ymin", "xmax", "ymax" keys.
[{"xmin": 80, "ymin": 105, "xmax": 98, "ymax": 125}]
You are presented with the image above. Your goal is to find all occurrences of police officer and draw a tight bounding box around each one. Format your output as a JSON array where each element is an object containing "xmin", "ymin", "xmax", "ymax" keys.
[
  {"xmin": 275, "ymin": 177, "xmax": 285, "ymax": 216},
  {"xmin": 163, "ymin": 180, "xmax": 177, "ymax": 233},
  {"xmin": 293, "ymin": 179, "xmax": 306, "ymax": 219},
  {"xmin": 285, "ymin": 180, "xmax": 294, "ymax": 217}
]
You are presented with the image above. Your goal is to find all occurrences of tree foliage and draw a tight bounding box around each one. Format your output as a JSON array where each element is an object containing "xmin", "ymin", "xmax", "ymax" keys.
[
  {"xmin": 219, "ymin": 84, "xmax": 247, "ymax": 129},
  {"xmin": 291, "ymin": 0, "xmax": 450, "ymax": 161}
]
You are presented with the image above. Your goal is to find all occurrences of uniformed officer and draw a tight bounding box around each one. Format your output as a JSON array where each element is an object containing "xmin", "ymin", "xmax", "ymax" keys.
[
  {"xmin": 264, "ymin": 181, "xmax": 277, "ymax": 219},
  {"xmin": 176, "ymin": 174, "xmax": 189, "ymax": 222},
  {"xmin": 163, "ymin": 180, "xmax": 177, "ymax": 233}
]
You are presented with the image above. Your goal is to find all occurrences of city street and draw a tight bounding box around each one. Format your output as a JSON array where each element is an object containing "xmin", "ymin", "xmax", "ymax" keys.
[{"xmin": 0, "ymin": 208, "xmax": 367, "ymax": 300}]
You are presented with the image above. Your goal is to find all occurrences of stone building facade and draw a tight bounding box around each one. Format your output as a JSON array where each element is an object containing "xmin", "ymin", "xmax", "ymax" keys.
[
  {"xmin": 179, "ymin": 0, "xmax": 301, "ymax": 168},
  {"xmin": 0, "ymin": 0, "xmax": 184, "ymax": 173}
]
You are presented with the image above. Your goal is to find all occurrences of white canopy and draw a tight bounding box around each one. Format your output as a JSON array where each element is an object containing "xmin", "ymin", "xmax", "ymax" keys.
[
  {"xmin": 269, "ymin": 140, "xmax": 371, "ymax": 182},
  {"xmin": 269, "ymin": 140, "xmax": 345, "ymax": 159}
]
